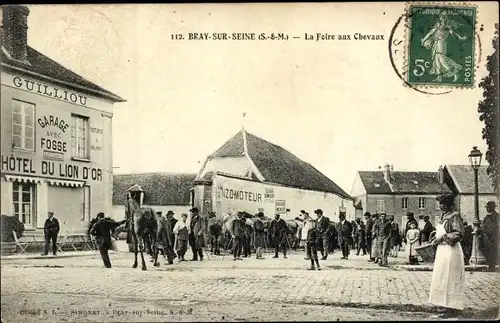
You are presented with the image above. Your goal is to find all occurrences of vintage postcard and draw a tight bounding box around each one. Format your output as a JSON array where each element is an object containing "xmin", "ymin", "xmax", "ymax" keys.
[{"xmin": 1, "ymin": 2, "xmax": 499, "ymax": 322}]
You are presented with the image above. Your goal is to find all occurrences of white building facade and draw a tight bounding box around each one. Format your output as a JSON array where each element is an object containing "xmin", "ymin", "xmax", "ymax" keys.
[{"xmin": 0, "ymin": 5, "xmax": 125, "ymax": 234}]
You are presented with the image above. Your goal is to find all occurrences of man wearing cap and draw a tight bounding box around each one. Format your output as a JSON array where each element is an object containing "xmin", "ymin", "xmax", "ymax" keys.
[
  {"xmin": 90, "ymin": 212, "xmax": 127, "ymax": 268},
  {"xmin": 42, "ymin": 212, "xmax": 60, "ymax": 256},
  {"xmin": 300, "ymin": 212, "xmax": 311, "ymax": 259},
  {"xmin": 269, "ymin": 213, "xmax": 289, "ymax": 258},
  {"xmin": 188, "ymin": 207, "xmax": 205, "ymax": 261},
  {"xmin": 480, "ymin": 201, "xmax": 499, "ymax": 271},
  {"xmin": 364, "ymin": 212, "xmax": 374, "ymax": 259},
  {"xmin": 315, "ymin": 209, "xmax": 330, "ymax": 260},
  {"xmin": 207, "ymin": 212, "xmax": 222, "ymax": 255}
]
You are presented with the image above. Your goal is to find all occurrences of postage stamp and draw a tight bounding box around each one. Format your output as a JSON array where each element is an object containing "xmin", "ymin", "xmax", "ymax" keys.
[{"xmin": 405, "ymin": 4, "xmax": 477, "ymax": 88}]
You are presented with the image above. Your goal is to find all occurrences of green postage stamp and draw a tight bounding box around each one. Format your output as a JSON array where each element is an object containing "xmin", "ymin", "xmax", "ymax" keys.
[{"xmin": 406, "ymin": 4, "xmax": 477, "ymax": 88}]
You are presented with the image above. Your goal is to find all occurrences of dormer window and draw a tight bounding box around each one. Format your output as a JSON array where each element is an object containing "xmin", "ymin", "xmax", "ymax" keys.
[
  {"xmin": 374, "ymin": 183, "xmax": 380, "ymax": 188},
  {"xmin": 413, "ymin": 180, "xmax": 419, "ymax": 185}
]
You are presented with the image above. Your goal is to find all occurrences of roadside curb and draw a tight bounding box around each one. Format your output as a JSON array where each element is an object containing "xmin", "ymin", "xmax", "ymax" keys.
[{"xmin": 395, "ymin": 264, "xmax": 492, "ymax": 272}]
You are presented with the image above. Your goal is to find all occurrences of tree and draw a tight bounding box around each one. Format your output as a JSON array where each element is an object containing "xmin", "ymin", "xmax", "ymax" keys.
[{"xmin": 478, "ymin": 23, "xmax": 499, "ymax": 196}]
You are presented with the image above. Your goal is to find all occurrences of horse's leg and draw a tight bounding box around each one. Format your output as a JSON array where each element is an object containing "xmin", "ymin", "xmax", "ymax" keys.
[
  {"xmin": 132, "ymin": 233, "xmax": 138, "ymax": 268},
  {"xmin": 139, "ymin": 238, "xmax": 147, "ymax": 271}
]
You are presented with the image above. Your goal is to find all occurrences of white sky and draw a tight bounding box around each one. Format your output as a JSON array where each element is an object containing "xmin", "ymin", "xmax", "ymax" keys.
[{"xmin": 24, "ymin": 3, "xmax": 499, "ymax": 194}]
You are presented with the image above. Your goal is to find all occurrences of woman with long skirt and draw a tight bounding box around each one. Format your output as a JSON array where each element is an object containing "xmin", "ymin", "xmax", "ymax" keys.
[{"xmin": 429, "ymin": 193, "xmax": 466, "ymax": 319}]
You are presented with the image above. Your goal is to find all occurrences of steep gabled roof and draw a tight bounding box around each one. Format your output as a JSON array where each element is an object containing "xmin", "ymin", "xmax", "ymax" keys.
[
  {"xmin": 444, "ymin": 165, "xmax": 495, "ymax": 194},
  {"xmin": 1, "ymin": 44, "xmax": 125, "ymax": 102},
  {"xmin": 112, "ymin": 172, "xmax": 196, "ymax": 205},
  {"xmin": 358, "ymin": 171, "xmax": 451, "ymax": 194},
  {"xmin": 208, "ymin": 131, "xmax": 245, "ymax": 158},
  {"xmin": 207, "ymin": 129, "xmax": 351, "ymax": 199}
]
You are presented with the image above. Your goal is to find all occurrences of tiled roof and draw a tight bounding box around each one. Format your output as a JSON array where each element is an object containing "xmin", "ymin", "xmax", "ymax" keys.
[
  {"xmin": 112, "ymin": 172, "xmax": 197, "ymax": 206},
  {"xmin": 1, "ymin": 42, "xmax": 125, "ymax": 102},
  {"xmin": 358, "ymin": 171, "xmax": 451, "ymax": 194},
  {"xmin": 444, "ymin": 165, "xmax": 495, "ymax": 194},
  {"xmin": 207, "ymin": 129, "xmax": 352, "ymax": 199}
]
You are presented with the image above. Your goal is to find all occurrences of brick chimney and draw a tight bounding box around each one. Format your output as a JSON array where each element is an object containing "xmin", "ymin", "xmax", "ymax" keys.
[
  {"xmin": 383, "ymin": 163, "xmax": 391, "ymax": 184},
  {"xmin": 1, "ymin": 5, "xmax": 30, "ymax": 64},
  {"xmin": 438, "ymin": 165, "xmax": 444, "ymax": 184}
]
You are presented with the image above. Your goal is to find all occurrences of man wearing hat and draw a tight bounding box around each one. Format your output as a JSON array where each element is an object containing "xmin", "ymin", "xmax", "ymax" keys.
[
  {"xmin": 42, "ymin": 211, "xmax": 60, "ymax": 256},
  {"xmin": 315, "ymin": 209, "xmax": 331, "ymax": 260},
  {"xmin": 156, "ymin": 210, "xmax": 175, "ymax": 265},
  {"xmin": 480, "ymin": 201, "xmax": 499, "ymax": 271},
  {"xmin": 376, "ymin": 213, "xmax": 392, "ymax": 266},
  {"xmin": 269, "ymin": 213, "xmax": 289, "ymax": 258},
  {"xmin": 207, "ymin": 211, "xmax": 222, "ymax": 255},
  {"xmin": 188, "ymin": 207, "xmax": 205, "ymax": 261},
  {"xmin": 337, "ymin": 213, "xmax": 353, "ymax": 259},
  {"xmin": 300, "ymin": 212, "xmax": 312, "ymax": 259},
  {"xmin": 230, "ymin": 211, "xmax": 246, "ymax": 260},
  {"xmin": 90, "ymin": 212, "xmax": 127, "ymax": 268}
]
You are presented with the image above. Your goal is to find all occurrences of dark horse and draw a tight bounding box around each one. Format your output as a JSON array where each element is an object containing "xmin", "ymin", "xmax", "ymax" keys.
[{"xmin": 124, "ymin": 196, "xmax": 158, "ymax": 270}]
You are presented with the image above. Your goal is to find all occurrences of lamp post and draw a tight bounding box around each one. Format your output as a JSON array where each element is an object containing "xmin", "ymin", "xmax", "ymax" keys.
[{"xmin": 468, "ymin": 146, "xmax": 486, "ymax": 265}]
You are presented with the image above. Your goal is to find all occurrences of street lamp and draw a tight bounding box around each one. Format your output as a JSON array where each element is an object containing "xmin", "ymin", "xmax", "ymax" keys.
[{"xmin": 468, "ymin": 146, "xmax": 486, "ymax": 265}]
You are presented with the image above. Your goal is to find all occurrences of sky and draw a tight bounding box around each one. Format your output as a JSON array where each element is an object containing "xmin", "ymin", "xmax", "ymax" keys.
[{"xmin": 24, "ymin": 3, "xmax": 499, "ymax": 194}]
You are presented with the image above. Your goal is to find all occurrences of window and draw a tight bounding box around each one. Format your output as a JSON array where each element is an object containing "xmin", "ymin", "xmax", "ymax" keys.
[
  {"xmin": 71, "ymin": 115, "xmax": 89, "ymax": 159},
  {"xmin": 12, "ymin": 100, "xmax": 35, "ymax": 151},
  {"xmin": 419, "ymin": 197, "xmax": 426, "ymax": 209},
  {"xmin": 402, "ymin": 197, "xmax": 408, "ymax": 210},
  {"xmin": 12, "ymin": 182, "xmax": 36, "ymax": 228},
  {"xmin": 377, "ymin": 200, "xmax": 385, "ymax": 213}
]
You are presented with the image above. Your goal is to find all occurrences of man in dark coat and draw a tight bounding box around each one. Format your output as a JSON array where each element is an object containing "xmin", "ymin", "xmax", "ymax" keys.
[
  {"xmin": 254, "ymin": 212, "xmax": 266, "ymax": 259},
  {"xmin": 420, "ymin": 215, "xmax": 435, "ymax": 243},
  {"xmin": 315, "ymin": 209, "xmax": 330, "ymax": 260},
  {"xmin": 189, "ymin": 207, "xmax": 205, "ymax": 261},
  {"xmin": 242, "ymin": 219, "xmax": 253, "ymax": 258},
  {"xmin": 156, "ymin": 211, "xmax": 175, "ymax": 265},
  {"xmin": 377, "ymin": 213, "xmax": 392, "ymax": 267},
  {"xmin": 207, "ymin": 212, "xmax": 222, "ymax": 255},
  {"xmin": 461, "ymin": 222, "xmax": 473, "ymax": 265},
  {"xmin": 355, "ymin": 219, "xmax": 367, "ymax": 256},
  {"xmin": 42, "ymin": 212, "xmax": 60, "ymax": 256},
  {"xmin": 328, "ymin": 220, "xmax": 338, "ymax": 253},
  {"xmin": 269, "ymin": 213, "xmax": 289, "ymax": 258},
  {"xmin": 337, "ymin": 213, "xmax": 353, "ymax": 259},
  {"xmin": 90, "ymin": 212, "xmax": 127, "ymax": 268},
  {"xmin": 364, "ymin": 212, "xmax": 373, "ymax": 258},
  {"xmin": 479, "ymin": 201, "xmax": 499, "ymax": 271},
  {"xmin": 368, "ymin": 213, "xmax": 380, "ymax": 262},
  {"xmin": 231, "ymin": 211, "xmax": 246, "ymax": 261}
]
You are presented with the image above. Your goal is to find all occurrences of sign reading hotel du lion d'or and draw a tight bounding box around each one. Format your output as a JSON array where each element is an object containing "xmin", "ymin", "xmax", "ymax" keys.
[{"xmin": 1, "ymin": 107, "xmax": 105, "ymax": 182}]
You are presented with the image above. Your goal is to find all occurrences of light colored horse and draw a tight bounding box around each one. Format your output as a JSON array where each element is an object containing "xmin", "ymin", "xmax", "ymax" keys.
[{"xmin": 124, "ymin": 197, "xmax": 158, "ymax": 271}]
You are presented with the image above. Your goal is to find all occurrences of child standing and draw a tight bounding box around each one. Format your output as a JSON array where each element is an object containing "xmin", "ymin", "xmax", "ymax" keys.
[
  {"xmin": 306, "ymin": 218, "xmax": 321, "ymax": 270},
  {"xmin": 406, "ymin": 221, "xmax": 420, "ymax": 265}
]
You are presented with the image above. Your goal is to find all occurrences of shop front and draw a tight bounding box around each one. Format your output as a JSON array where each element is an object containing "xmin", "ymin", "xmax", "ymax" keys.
[{"xmin": 1, "ymin": 72, "xmax": 115, "ymax": 235}]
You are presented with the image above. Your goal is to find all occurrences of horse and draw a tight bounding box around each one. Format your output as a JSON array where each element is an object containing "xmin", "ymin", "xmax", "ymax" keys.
[{"xmin": 124, "ymin": 197, "xmax": 159, "ymax": 270}]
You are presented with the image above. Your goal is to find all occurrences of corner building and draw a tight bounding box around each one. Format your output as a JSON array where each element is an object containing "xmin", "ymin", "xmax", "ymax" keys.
[{"xmin": 0, "ymin": 5, "xmax": 125, "ymax": 234}]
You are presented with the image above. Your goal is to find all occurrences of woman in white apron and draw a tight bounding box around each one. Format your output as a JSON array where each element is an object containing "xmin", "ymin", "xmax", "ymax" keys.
[{"xmin": 429, "ymin": 193, "xmax": 466, "ymax": 318}]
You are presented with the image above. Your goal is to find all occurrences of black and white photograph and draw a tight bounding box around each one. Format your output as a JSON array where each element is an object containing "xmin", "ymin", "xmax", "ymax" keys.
[{"xmin": 1, "ymin": 2, "xmax": 499, "ymax": 322}]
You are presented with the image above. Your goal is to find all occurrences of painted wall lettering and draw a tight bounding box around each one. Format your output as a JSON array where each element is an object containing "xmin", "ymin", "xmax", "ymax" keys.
[
  {"xmin": 37, "ymin": 115, "xmax": 70, "ymax": 133},
  {"xmin": 13, "ymin": 76, "xmax": 88, "ymax": 106},
  {"xmin": 1, "ymin": 155, "xmax": 103, "ymax": 181}
]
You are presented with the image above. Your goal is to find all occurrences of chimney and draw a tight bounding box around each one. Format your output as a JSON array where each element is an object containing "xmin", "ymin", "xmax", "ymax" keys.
[
  {"xmin": 383, "ymin": 163, "xmax": 391, "ymax": 183},
  {"xmin": 2, "ymin": 5, "xmax": 30, "ymax": 64},
  {"xmin": 438, "ymin": 165, "xmax": 444, "ymax": 184}
]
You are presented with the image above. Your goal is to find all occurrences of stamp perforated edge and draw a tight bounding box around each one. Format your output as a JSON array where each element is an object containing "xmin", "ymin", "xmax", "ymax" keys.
[{"xmin": 402, "ymin": 2, "xmax": 479, "ymax": 90}]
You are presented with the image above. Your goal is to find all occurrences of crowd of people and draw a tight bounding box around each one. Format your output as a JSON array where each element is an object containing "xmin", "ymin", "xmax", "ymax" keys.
[{"xmin": 82, "ymin": 198, "xmax": 499, "ymax": 276}]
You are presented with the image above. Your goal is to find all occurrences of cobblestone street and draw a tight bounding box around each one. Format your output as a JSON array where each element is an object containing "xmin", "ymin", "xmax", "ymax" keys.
[{"xmin": 2, "ymin": 246, "xmax": 499, "ymax": 322}]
